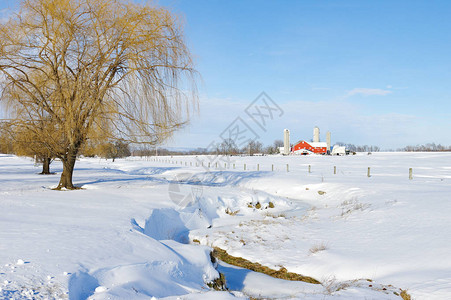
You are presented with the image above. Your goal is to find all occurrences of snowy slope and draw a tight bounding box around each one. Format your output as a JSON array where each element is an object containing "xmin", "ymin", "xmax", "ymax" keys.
[{"xmin": 0, "ymin": 152, "xmax": 450, "ymax": 299}]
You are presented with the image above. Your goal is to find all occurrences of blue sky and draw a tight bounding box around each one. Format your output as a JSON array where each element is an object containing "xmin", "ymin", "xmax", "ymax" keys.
[
  {"xmin": 157, "ymin": 0, "xmax": 451, "ymax": 150},
  {"xmin": 1, "ymin": 0, "xmax": 450, "ymax": 149}
]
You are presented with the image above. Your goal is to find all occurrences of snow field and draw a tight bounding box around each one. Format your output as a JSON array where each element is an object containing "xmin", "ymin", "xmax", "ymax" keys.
[{"xmin": 0, "ymin": 152, "xmax": 450, "ymax": 299}]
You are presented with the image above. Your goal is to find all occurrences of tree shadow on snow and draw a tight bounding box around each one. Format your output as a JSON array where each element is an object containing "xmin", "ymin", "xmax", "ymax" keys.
[
  {"xmin": 77, "ymin": 170, "xmax": 269, "ymax": 189},
  {"xmin": 127, "ymin": 167, "xmax": 180, "ymax": 175},
  {"xmin": 78, "ymin": 176, "xmax": 169, "ymax": 187},
  {"xmin": 171, "ymin": 171, "xmax": 270, "ymax": 187}
]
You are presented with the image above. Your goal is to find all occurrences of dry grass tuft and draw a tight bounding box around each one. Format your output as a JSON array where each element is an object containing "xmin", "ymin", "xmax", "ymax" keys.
[
  {"xmin": 206, "ymin": 272, "xmax": 227, "ymax": 290},
  {"xmin": 211, "ymin": 247, "xmax": 320, "ymax": 284},
  {"xmin": 400, "ymin": 290, "xmax": 411, "ymax": 300},
  {"xmin": 263, "ymin": 212, "xmax": 286, "ymax": 219},
  {"xmin": 309, "ymin": 242, "xmax": 328, "ymax": 254},
  {"xmin": 225, "ymin": 207, "xmax": 240, "ymax": 216}
]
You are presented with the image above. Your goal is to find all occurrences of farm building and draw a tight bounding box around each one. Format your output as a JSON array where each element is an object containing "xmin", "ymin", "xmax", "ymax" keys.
[
  {"xmin": 292, "ymin": 140, "xmax": 328, "ymax": 155},
  {"xmin": 331, "ymin": 145, "xmax": 347, "ymax": 156}
]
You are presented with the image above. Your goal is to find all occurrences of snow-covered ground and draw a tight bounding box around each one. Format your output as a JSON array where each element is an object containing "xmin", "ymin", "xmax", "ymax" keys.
[{"xmin": 0, "ymin": 152, "xmax": 450, "ymax": 299}]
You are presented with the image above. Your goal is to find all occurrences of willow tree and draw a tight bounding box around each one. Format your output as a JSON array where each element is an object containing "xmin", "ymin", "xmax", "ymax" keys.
[
  {"xmin": 8, "ymin": 119, "xmax": 57, "ymax": 175},
  {"xmin": 0, "ymin": 121, "xmax": 14, "ymax": 154},
  {"xmin": 0, "ymin": 0, "xmax": 197, "ymax": 189}
]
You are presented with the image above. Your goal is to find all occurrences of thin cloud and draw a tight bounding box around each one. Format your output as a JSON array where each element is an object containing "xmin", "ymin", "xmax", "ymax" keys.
[
  {"xmin": 347, "ymin": 88, "xmax": 392, "ymax": 97},
  {"xmin": 387, "ymin": 85, "xmax": 409, "ymax": 90},
  {"xmin": 164, "ymin": 95, "xmax": 438, "ymax": 149}
]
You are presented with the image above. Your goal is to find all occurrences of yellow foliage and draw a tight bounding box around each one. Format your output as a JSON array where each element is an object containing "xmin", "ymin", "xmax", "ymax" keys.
[{"xmin": 0, "ymin": 0, "xmax": 197, "ymax": 188}]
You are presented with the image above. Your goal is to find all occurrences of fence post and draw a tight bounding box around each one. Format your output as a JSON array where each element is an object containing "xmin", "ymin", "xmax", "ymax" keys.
[
  {"xmin": 272, "ymin": 164, "xmax": 274, "ymax": 172},
  {"xmin": 233, "ymin": 163, "xmax": 235, "ymax": 169},
  {"xmin": 244, "ymin": 163, "xmax": 246, "ymax": 171},
  {"xmin": 224, "ymin": 163, "xmax": 227, "ymax": 169},
  {"xmin": 216, "ymin": 162, "xmax": 218, "ymax": 169},
  {"xmin": 257, "ymin": 164, "xmax": 259, "ymax": 171},
  {"xmin": 287, "ymin": 164, "xmax": 289, "ymax": 172},
  {"xmin": 409, "ymin": 168, "xmax": 413, "ymax": 180},
  {"xmin": 308, "ymin": 165, "xmax": 311, "ymax": 173},
  {"xmin": 334, "ymin": 166, "xmax": 336, "ymax": 174},
  {"xmin": 367, "ymin": 167, "xmax": 371, "ymax": 178},
  {"xmin": 208, "ymin": 162, "xmax": 210, "ymax": 168}
]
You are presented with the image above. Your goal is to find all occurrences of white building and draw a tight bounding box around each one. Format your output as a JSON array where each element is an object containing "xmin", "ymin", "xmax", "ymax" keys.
[{"xmin": 331, "ymin": 145, "xmax": 346, "ymax": 156}]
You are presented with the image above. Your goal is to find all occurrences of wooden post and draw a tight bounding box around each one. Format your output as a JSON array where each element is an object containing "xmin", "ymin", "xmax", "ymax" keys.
[
  {"xmin": 233, "ymin": 163, "xmax": 235, "ymax": 169},
  {"xmin": 244, "ymin": 163, "xmax": 246, "ymax": 171},
  {"xmin": 272, "ymin": 164, "xmax": 274, "ymax": 171},
  {"xmin": 257, "ymin": 164, "xmax": 259, "ymax": 171},
  {"xmin": 308, "ymin": 165, "xmax": 311, "ymax": 173},
  {"xmin": 367, "ymin": 167, "xmax": 371, "ymax": 178},
  {"xmin": 208, "ymin": 162, "xmax": 210, "ymax": 168},
  {"xmin": 287, "ymin": 164, "xmax": 289, "ymax": 172},
  {"xmin": 215, "ymin": 162, "xmax": 218, "ymax": 169},
  {"xmin": 409, "ymin": 168, "xmax": 413, "ymax": 180},
  {"xmin": 334, "ymin": 166, "xmax": 336, "ymax": 174},
  {"xmin": 224, "ymin": 163, "xmax": 227, "ymax": 169}
]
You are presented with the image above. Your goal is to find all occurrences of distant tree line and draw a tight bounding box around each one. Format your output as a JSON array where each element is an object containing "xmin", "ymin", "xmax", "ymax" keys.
[
  {"xmin": 130, "ymin": 139, "xmax": 286, "ymax": 157},
  {"xmin": 401, "ymin": 143, "xmax": 451, "ymax": 152},
  {"xmin": 132, "ymin": 140, "xmax": 380, "ymax": 156},
  {"xmin": 3, "ymin": 121, "xmax": 451, "ymax": 165},
  {"xmin": 335, "ymin": 143, "xmax": 381, "ymax": 153},
  {"xmin": 133, "ymin": 140, "xmax": 451, "ymax": 156},
  {"xmin": 0, "ymin": 121, "xmax": 132, "ymax": 166}
]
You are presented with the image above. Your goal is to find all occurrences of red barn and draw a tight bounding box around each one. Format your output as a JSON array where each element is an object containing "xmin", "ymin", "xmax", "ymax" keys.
[{"xmin": 292, "ymin": 141, "xmax": 328, "ymax": 155}]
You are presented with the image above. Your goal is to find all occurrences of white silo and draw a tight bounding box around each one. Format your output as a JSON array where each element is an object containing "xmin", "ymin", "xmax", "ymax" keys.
[
  {"xmin": 313, "ymin": 126, "xmax": 320, "ymax": 143},
  {"xmin": 283, "ymin": 129, "xmax": 290, "ymax": 155},
  {"xmin": 326, "ymin": 131, "xmax": 331, "ymax": 154}
]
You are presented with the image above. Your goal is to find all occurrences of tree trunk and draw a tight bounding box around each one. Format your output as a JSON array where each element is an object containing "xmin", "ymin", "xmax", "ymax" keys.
[
  {"xmin": 40, "ymin": 157, "xmax": 51, "ymax": 174},
  {"xmin": 56, "ymin": 151, "xmax": 77, "ymax": 189}
]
